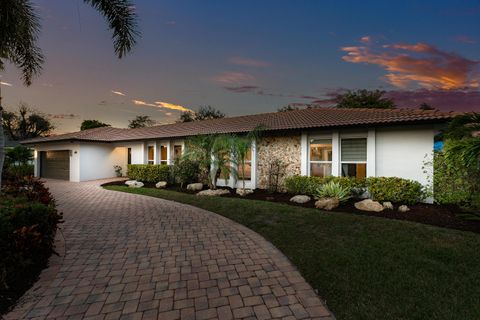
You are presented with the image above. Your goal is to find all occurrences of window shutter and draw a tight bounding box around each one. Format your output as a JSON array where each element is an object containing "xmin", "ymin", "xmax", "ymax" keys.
[{"xmin": 341, "ymin": 138, "xmax": 367, "ymax": 162}]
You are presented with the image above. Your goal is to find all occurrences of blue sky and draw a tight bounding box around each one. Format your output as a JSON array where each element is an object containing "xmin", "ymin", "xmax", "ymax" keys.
[{"xmin": 1, "ymin": 0, "xmax": 479, "ymax": 132}]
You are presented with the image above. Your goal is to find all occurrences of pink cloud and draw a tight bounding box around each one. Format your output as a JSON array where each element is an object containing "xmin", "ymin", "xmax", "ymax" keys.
[
  {"xmin": 229, "ymin": 57, "xmax": 270, "ymax": 67},
  {"xmin": 342, "ymin": 39, "xmax": 480, "ymax": 90},
  {"xmin": 453, "ymin": 35, "xmax": 477, "ymax": 44},
  {"xmin": 212, "ymin": 72, "xmax": 255, "ymax": 84}
]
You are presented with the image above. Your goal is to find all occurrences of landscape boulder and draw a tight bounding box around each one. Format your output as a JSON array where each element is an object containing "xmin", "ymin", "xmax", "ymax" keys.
[
  {"xmin": 382, "ymin": 202, "xmax": 394, "ymax": 210},
  {"xmin": 290, "ymin": 195, "xmax": 311, "ymax": 204},
  {"xmin": 155, "ymin": 181, "xmax": 167, "ymax": 189},
  {"xmin": 315, "ymin": 197, "xmax": 339, "ymax": 211},
  {"xmin": 197, "ymin": 189, "xmax": 230, "ymax": 196},
  {"xmin": 128, "ymin": 181, "xmax": 144, "ymax": 188},
  {"xmin": 187, "ymin": 183, "xmax": 203, "ymax": 191},
  {"xmin": 398, "ymin": 205, "xmax": 410, "ymax": 213},
  {"xmin": 125, "ymin": 180, "xmax": 137, "ymax": 186},
  {"xmin": 354, "ymin": 199, "xmax": 384, "ymax": 212},
  {"xmin": 236, "ymin": 189, "xmax": 254, "ymax": 197}
]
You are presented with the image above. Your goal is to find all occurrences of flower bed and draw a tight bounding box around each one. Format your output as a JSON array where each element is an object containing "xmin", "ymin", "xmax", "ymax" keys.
[{"xmin": 0, "ymin": 177, "xmax": 63, "ymax": 315}]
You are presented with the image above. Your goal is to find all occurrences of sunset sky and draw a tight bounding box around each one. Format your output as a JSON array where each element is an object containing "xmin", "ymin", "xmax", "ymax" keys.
[{"xmin": 1, "ymin": 0, "xmax": 479, "ymax": 133}]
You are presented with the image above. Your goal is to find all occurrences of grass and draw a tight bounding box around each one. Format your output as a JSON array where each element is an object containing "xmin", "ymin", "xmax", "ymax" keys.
[{"xmin": 104, "ymin": 185, "xmax": 480, "ymax": 320}]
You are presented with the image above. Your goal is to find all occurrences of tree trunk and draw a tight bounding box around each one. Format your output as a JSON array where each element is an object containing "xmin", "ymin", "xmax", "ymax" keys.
[{"xmin": 0, "ymin": 106, "xmax": 5, "ymax": 188}]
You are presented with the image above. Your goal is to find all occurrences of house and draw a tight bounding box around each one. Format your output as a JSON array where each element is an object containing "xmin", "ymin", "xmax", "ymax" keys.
[{"xmin": 21, "ymin": 108, "xmax": 456, "ymax": 189}]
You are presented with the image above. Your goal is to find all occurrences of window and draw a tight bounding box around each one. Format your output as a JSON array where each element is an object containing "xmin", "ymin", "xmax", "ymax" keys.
[
  {"xmin": 147, "ymin": 146, "xmax": 154, "ymax": 165},
  {"xmin": 160, "ymin": 146, "xmax": 168, "ymax": 164},
  {"xmin": 173, "ymin": 145, "xmax": 182, "ymax": 160},
  {"xmin": 238, "ymin": 148, "xmax": 252, "ymax": 180},
  {"xmin": 309, "ymin": 139, "xmax": 332, "ymax": 177},
  {"xmin": 341, "ymin": 138, "xmax": 367, "ymax": 179},
  {"xmin": 127, "ymin": 148, "xmax": 132, "ymax": 165}
]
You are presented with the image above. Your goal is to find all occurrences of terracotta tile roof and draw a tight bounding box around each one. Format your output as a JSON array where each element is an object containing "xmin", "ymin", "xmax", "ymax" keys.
[{"xmin": 22, "ymin": 107, "xmax": 458, "ymax": 144}]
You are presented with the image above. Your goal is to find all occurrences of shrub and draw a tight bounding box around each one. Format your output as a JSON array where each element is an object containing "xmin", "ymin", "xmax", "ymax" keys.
[
  {"xmin": 170, "ymin": 158, "xmax": 201, "ymax": 188},
  {"xmin": 314, "ymin": 181, "xmax": 351, "ymax": 202},
  {"xmin": 0, "ymin": 177, "xmax": 62, "ymax": 306},
  {"xmin": 366, "ymin": 177, "xmax": 424, "ymax": 204},
  {"xmin": 3, "ymin": 163, "xmax": 34, "ymax": 180},
  {"xmin": 127, "ymin": 164, "xmax": 170, "ymax": 182},
  {"xmin": 266, "ymin": 159, "xmax": 287, "ymax": 193},
  {"xmin": 284, "ymin": 175, "xmax": 365, "ymax": 196}
]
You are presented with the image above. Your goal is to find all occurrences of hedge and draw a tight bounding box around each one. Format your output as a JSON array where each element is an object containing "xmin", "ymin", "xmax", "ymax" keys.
[
  {"xmin": 127, "ymin": 164, "xmax": 170, "ymax": 183},
  {"xmin": 284, "ymin": 175, "xmax": 365, "ymax": 196},
  {"xmin": 366, "ymin": 177, "xmax": 424, "ymax": 204}
]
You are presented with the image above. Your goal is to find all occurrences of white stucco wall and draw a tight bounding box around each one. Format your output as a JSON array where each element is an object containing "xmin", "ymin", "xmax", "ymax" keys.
[
  {"xmin": 375, "ymin": 126, "xmax": 434, "ymax": 185},
  {"xmin": 79, "ymin": 143, "xmax": 126, "ymax": 181},
  {"xmin": 121, "ymin": 142, "xmax": 144, "ymax": 164},
  {"xmin": 33, "ymin": 142, "xmax": 81, "ymax": 182}
]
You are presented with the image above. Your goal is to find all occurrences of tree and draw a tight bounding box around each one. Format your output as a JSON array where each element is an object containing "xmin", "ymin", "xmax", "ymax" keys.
[
  {"xmin": 177, "ymin": 106, "xmax": 225, "ymax": 123},
  {"xmin": 444, "ymin": 113, "xmax": 480, "ymax": 169},
  {"xmin": 335, "ymin": 89, "xmax": 396, "ymax": 109},
  {"xmin": 0, "ymin": 0, "xmax": 140, "ymax": 186},
  {"xmin": 128, "ymin": 115, "xmax": 156, "ymax": 128},
  {"xmin": 2, "ymin": 103, "xmax": 54, "ymax": 141},
  {"xmin": 277, "ymin": 105, "xmax": 299, "ymax": 112},
  {"xmin": 5, "ymin": 145, "xmax": 32, "ymax": 166},
  {"xmin": 81, "ymin": 119, "xmax": 111, "ymax": 130},
  {"xmin": 418, "ymin": 102, "xmax": 436, "ymax": 111}
]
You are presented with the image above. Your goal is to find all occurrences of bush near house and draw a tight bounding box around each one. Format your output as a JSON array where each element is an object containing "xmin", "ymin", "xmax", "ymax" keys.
[
  {"xmin": 127, "ymin": 164, "xmax": 170, "ymax": 183},
  {"xmin": 284, "ymin": 175, "xmax": 365, "ymax": 196},
  {"xmin": 169, "ymin": 158, "xmax": 201, "ymax": 188},
  {"xmin": 366, "ymin": 177, "xmax": 424, "ymax": 204},
  {"xmin": 0, "ymin": 177, "xmax": 62, "ymax": 314}
]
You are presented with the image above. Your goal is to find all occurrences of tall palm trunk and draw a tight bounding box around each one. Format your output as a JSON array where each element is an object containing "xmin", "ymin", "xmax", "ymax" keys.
[{"xmin": 0, "ymin": 90, "xmax": 5, "ymax": 188}]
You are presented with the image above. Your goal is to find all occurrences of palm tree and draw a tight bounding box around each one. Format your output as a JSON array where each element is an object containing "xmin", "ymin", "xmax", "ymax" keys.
[
  {"xmin": 445, "ymin": 112, "xmax": 480, "ymax": 169},
  {"xmin": 0, "ymin": 0, "xmax": 139, "ymax": 186}
]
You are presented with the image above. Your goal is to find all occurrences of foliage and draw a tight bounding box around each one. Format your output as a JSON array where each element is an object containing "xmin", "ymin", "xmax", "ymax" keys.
[
  {"xmin": 314, "ymin": 181, "xmax": 351, "ymax": 202},
  {"xmin": 0, "ymin": 177, "xmax": 62, "ymax": 311},
  {"xmin": 113, "ymin": 165, "xmax": 122, "ymax": 177},
  {"xmin": 128, "ymin": 115, "xmax": 156, "ymax": 128},
  {"xmin": 418, "ymin": 102, "xmax": 436, "ymax": 111},
  {"xmin": 335, "ymin": 89, "xmax": 396, "ymax": 109},
  {"xmin": 3, "ymin": 164, "xmax": 34, "ymax": 180},
  {"xmin": 169, "ymin": 158, "xmax": 201, "ymax": 188},
  {"xmin": 80, "ymin": 119, "xmax": 111, "ymax": 130},
  {"xmin": 107, "ymin": 185, "xmax": 480, "ymax": 320},
  {"xmin": 430, "ymin": 151, "xmax": 478, "ymax": 207},
  {"xmin": 284, "ymin": 175, "xmax": 365, "ymax": 196},
  {"xmin": 126, "ymin": 164, "xmax": 170, "ymax": 182},
  {"xmin": 277, "ymin": 105, "xmax": 300, "ymax": 112},
  {"xmin": 5, "ymin": 145, "xmax": 32, "ymax": 165},
  {"xmin": 366, "ymin": 177, "xmax": 424, "ymax": 204},
  {"xmin": 2, "ymin": 103, "xmax": 54, "ymax": 140},
  {"xmin": 177, "ymin": 106, "xmax": 225, "ymax": 123},
  {"xmin": 265, "ymin": 159, "xmax": 287, "ymax": 193},
  {"xmin": 230, "ymin": 129, "xmax": 263, "ymax": 190}
]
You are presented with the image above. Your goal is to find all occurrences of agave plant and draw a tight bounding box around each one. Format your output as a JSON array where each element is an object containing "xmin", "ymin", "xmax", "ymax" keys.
[{"xmin": 314, "ymin": 181, "xmax": 351, "ymax": 202}]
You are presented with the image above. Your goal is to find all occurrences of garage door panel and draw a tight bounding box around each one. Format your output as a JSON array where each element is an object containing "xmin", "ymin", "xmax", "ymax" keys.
[{"xmin": 41, "ymin": 151, "xmax": 70, "ymax": 180}]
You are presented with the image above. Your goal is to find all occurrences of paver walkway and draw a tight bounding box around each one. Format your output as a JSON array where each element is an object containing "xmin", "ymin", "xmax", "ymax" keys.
[{"xmin": 5, "ymin": 179, "xmax": 333, "ymax": 320}]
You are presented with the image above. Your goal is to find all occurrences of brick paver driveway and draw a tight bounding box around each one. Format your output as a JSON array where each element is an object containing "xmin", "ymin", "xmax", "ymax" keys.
[{"xmin": 5, "ymin": 179, "xmax": 333, "ymax": 320}]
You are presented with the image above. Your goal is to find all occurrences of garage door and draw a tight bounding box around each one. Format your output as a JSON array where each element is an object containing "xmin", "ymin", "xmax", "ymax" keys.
[{"xmin": 40, "ymin": 151, "xmax": 70, "ymax": 180}]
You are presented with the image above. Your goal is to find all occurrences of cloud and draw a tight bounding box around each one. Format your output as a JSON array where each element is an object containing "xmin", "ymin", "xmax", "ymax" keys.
[
  {"xmin": 341, "ymin": 38, "xmax": 480, "ymax": 89},
  {"xmin": 229, "ymin": 57, "xmax": 270, "ymax": 67},
  {"xmin": 112, "ymin": 90, "xmax": 126, "ymax": 96},
  {"xmin": 224, "ymin": 85, "xmax": 260, "ymax": 93},
  {"xmin": 360, "ymin": 36, "xmax": 371, "ymax": 43},
  {"xmin": 154, "ymin": 101, "xmax": 192, "ymax": 112},
  {"xmin": 0, "ymin": 81, "xmax": 13, "ymax": 87},
  {"xmin": 48, "ymin": 113, "xmax": 80, "ymax": 120},
  {"xmin": 132, "ymin": 99, "xmax": 156, "ymax": 107},
  {"xmin": 213, "ymin": 72, "xmax": 255, "ymax": 84},
  {"xmin": 453, "ymin": 35, "xmax": 477, "ymax": 44}
]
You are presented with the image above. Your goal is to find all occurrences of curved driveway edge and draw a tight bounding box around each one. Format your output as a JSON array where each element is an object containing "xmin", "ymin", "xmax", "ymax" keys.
[{"xmin": 5, "ymin": 179, "xmax": 334, "ymax": 320}]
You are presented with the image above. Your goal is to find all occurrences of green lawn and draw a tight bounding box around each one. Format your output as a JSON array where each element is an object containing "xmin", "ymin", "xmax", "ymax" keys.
[{"xmin": 104, "ymin": 185, "xmax": 480, "ymax": 320}]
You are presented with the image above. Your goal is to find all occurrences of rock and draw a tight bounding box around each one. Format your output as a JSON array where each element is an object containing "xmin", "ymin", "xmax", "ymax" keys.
[
  {"xmin": 315, "ymin": 198, "xmax": 340, "ymax": 211},
  {"xmin": 290, "ymin": 195, "xmax": 311, "ymax": 204},
  {"xmin": 236, "ymin": 189, "xmax": 254, "ymax": 197},
  {"xmin": 398, "ymin": 205, "xmax": 410, "ymax": 212},
  {"xmin": 155, "ymin": 181, "xmax": 167, "ymax": 189},
  {"xmin": 128, "ymin": 181, "xmax": 144, "ymax": 188},
  {"xmin": 125, "ymin": 180, "xmax": 137, "ymax": 186},
  {"xmin": 382, "ymin": 202, "xmax": 394, "ymax": 210},
  {"xmin": 197, "ymin": 189, "xmax": 230, "ymax": 196},
  {"xmin": 354, "ymin": 199, "xmax": 384, "ymax": 212},
  {"xmin": 187, "ymin": 183, "xmax": 203, "ymax": 191}
]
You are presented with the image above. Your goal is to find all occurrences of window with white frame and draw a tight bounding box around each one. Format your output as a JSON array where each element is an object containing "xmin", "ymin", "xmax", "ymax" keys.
[
  {"xmin": 309, "ymin": 139, "xmax": 332, "ymax": 177},
  {"xmin": 173, "ymin": 145, "xmax": 182, "ymax": 160},
  {"xmin": 341, "ymin": 138, "xmax": 367, "ymax": 179},
  {"xmin": 147, "ymin": 146, "xmax": 155, "ymax": 165},
  {"xmin": 160, "ymin": 146, "xmax": 168, "ymax": 164}
]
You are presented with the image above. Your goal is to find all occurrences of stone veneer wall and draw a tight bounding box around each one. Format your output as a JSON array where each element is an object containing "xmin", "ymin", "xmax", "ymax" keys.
[{"xmin": 256, "ymin": 133, "xmax": 302, "ymax": 190}]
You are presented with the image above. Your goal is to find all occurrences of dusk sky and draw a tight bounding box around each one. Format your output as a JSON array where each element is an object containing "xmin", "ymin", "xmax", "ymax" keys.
[{"xmin": 1, "ymin": 0, "xmax": 480, "ymax": 133}]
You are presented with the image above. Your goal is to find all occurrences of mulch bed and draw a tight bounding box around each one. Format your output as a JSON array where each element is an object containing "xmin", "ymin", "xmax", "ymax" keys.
[{"xmin": 102, "ymin": 180, "xmax": 480, "ymax": 234}]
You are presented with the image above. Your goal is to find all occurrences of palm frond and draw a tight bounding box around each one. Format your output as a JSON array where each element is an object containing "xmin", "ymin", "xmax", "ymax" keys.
[
  {"xmin": 84, "ymin": 0, "xmax": 140, "ymax": 58},
  {"xmin": 0, "ymin": 0, "xmax": 44, "ymax": 85}
]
